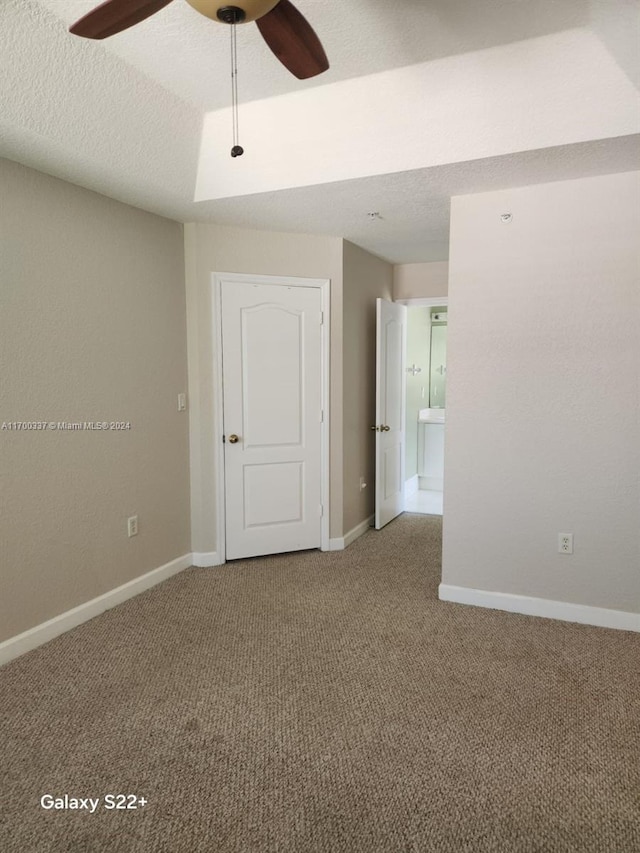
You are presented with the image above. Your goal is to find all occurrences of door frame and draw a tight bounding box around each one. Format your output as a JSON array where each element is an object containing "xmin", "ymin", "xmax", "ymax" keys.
[
  {"xmin": 394, "ymin": 297, "xmax": 448, "ymax": 309},
  {"xmin": 396, "ymin": 295, "xmax": 448, "ymax": 511},
  {"xmin": 212, "ymin": 271, "xmax": 331, "ymax": 562}
]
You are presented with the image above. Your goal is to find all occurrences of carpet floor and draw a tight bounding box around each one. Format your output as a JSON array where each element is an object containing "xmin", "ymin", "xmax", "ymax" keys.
[{"xmin": 1, "ymin": 514, "xmax": 639, "ymax": 852}]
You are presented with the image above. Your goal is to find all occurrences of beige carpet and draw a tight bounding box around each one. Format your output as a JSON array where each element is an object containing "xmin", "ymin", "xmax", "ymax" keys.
[{"xmin": 1, "ymin": 515, "xmax": 639, "ymax": 852}]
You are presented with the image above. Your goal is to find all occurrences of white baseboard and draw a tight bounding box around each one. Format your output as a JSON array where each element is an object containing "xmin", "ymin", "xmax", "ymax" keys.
[
  {"xmin": 344, "ymin": 515, "xmax": 374, "ymax": 548},
  {"xmin": 404, "ymin": 475, "xmax": 419, "ymax": 496},
  {"xmin": 0, "ymin": 553, "xmax": 193, "ymax": 667},
  {"xmin": 192, "ymin": 551, "xmax": 223, "ymax": 567},
  {"xmin": 328, "ymin": 515, "xmax": 375, "ymax": 551},
  {"xmin": 439, "ymin": 584, "xmax": 640, "ymax": 633}
]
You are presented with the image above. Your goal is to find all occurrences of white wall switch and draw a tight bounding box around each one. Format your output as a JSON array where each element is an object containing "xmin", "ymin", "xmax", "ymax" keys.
[
  {"xmin": 558, "ymin": 533, "xmax": 573, "ymax": 554},
  {"xmin": 127, "ymin": 515, "xmax": 139, "ymax": 537},
  {"xmin": 177, "ymin": 393, "xmax": 187, "ymax": 412}
]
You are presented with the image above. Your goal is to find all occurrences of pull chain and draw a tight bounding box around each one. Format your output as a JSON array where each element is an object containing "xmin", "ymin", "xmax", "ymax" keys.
[{"xmin": 230, "ymin": 22, "xmax": 243, "ymax": 157}]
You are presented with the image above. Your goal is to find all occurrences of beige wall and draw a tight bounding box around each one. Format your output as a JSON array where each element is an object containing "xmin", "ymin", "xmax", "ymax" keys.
[
  {"xmin": 443, "ymin": 172, "xmax": 640, "ymax": 613},
  {"xmin": 342, "ymin": 242, "xmax": 393, "ymax": 535},
  {"xmin": 184, "ymin": 223, "xmax": 344, "ymax": 551},
  {"xmin": 393, "ymin": 262, "xmax": 449, "ymax": 300},
  {"xmin": 0, "ymin": 159, "xmax": 190, "ymax": 642}
]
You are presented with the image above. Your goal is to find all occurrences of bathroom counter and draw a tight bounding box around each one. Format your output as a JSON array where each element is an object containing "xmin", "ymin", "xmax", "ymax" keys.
[{"xmin": 418, "ymin": 408, "xmax": 445, "ymax": 424}]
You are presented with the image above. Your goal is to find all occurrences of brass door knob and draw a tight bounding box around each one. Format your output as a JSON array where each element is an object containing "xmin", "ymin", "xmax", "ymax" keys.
[
  {"xmin": 228, "ymin": 434, "xmax": 240, "ymax": 444},
  {"xmin": 370, "ymin": 425, "xmax": 379, "ymax": 431},
  {"xmin": 381, "ymin": 425, "xmax": 391, "ymax": 432}
]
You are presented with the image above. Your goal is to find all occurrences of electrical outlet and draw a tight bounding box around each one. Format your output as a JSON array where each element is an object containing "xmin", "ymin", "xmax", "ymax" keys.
[
  {"xmin": 127, "ymin": 515, "xmax": 139, "ymax": 538},
  {"xmin": 558, "ymin": 533, "xmax": 573, "ymax": 554},
  {"xmin": 359, "ymin": 476, "xmax": 367, "ymax": 491},
  {"xmin": 177, "ymin": 393, "xmax": 187, "ymax": 412}
]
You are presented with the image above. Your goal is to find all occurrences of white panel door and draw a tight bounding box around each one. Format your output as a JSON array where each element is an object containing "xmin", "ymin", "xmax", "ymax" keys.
[
  {"xmin": 375, "ymin": 298, "xmax": 407, "ymax": 530},
  {"xmin": 221, "ymin": 281, "xmax": 323, "ymax": 559}
]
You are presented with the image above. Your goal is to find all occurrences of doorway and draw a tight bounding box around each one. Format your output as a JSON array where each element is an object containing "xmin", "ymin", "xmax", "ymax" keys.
[
  {"xmin": 213, "ymin": 272, "xmax": 331, "ymax": 561},
  {"xmin": 399, "ymin": 297, "xmax": 448, "ymax": 517}
]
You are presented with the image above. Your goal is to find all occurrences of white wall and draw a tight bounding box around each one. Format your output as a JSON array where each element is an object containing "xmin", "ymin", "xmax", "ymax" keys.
[{"xmin": 442, "ymin": 171, "xmax": 640, "ymax": 616}]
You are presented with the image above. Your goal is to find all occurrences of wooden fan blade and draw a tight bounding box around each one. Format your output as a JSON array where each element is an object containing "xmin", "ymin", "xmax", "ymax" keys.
[
  {"xmin": 256, "ymin": 0, "xmax": 329, "ymax": 79},
  {"xmin": 69, "ymin": 0, "xmax": 174, "ymax": 39}
]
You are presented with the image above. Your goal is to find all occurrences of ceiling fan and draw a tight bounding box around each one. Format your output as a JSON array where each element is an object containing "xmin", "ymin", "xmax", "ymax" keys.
[{"xmin": 69, "ymin": 0, "xmax": 329, "ymax": 80}]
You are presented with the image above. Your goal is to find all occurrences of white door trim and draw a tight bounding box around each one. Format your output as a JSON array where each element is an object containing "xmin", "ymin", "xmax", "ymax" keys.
[
  {"xmin": 394, "ymin": 296, "xmax": 449, "ymax": 308},
  {"xmin": 375, "ymin": 298, "xmax": 407, "ymax": 529},
  {"xmin": 212, "ymin": 272, "xmax": 331, "ymax": 563}
]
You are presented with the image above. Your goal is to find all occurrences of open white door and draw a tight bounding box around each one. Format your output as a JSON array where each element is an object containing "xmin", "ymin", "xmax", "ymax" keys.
[{"xmin": 374, "ymin": 298, "xmax": 407, "ymax": 529}]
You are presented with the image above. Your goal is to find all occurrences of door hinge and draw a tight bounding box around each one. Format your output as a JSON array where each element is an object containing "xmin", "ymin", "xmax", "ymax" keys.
[
  {"xmin": 222, "ymin": 434, "xmax": 225, "ymax": 443},
  {"xmin": 320, "ymin": 409, "xmax": 324, "ymax": 423},
  {"xmin": 319, "ymin": 311, "xmax": 324, "ymax": 325},
  {"xmin": 319, "ymin": 504, "xmax": 324, "ymax": 517}
]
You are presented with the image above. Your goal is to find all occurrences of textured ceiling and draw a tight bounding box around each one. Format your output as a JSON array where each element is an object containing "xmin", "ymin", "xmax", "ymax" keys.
[
  {"xmin": 2, "ymin": 0, "xmax": 639, "ymax": 263},
  {"xmin": 190, "ymin": 137, "xmax": 640, "ymax": 263},
  {"xmin": 36, "ymin": 0, "xmax": 596, "ymax": 110}
]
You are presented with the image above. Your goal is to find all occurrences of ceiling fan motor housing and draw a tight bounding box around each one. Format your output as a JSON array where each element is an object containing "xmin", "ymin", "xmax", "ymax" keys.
[
  {"xmin": 216, "ymin": 7, "xmax": 246, "ymax": 23},
  {"xmin": 185, "ymin": 0, "xmax": 281, "ymax": 23}
]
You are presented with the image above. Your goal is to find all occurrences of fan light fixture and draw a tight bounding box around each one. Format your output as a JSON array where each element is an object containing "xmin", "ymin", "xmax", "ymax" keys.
[
  {"xmin": 69, "ymin": 0, "xmax": 329, "ymax": 156},
  {"xmin": 69, "ymin": 1, "xmax": 328, "ymax": 80},
  {"xmin": 185, "ymin": 0, "xmax": 280, "ymax": 23}
]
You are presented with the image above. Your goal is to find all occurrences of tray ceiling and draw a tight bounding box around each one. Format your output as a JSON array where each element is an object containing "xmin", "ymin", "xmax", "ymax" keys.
[{"xmin": 2, "ymin": 0, "xmax": 638, "ymax": 262}]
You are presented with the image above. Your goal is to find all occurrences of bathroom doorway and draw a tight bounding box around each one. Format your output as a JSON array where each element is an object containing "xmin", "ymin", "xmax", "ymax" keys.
[{"xmin": 399, "ymin": 298, "xmax": 448, "ymax": 517}]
